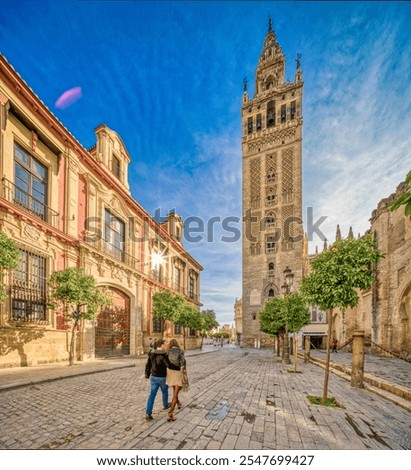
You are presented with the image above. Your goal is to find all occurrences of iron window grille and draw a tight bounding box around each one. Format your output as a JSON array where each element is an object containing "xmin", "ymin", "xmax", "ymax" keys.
[{"xmin": 11, "ymin": 249, "xmax": 47, "ymax": 322}]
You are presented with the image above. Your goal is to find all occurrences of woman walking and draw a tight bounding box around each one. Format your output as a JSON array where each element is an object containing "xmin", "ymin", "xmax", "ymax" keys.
[{"xmin": 165, "ymin": 338, "xmax": 186, "ymax": 422}]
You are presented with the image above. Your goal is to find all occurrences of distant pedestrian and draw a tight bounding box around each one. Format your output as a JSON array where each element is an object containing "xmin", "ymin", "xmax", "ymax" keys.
[
  {"xmin": 144, "ymin": 339, "xmax": 170, "ymax": 421},
  {"xmin": 165, "ymin": 338, "xmax": 187, "ymax": 422},
  {"xmin": 332, "ymin": 337, "xmax": 338, "ymax": 353}
]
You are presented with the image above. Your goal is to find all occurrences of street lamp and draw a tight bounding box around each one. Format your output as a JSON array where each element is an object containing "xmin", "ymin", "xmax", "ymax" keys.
[{"xmin": 281, "ymin": 266, "xmax": 294, "ymax": 364}]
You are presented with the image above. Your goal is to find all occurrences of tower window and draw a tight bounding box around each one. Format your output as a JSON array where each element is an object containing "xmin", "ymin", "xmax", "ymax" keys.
[
  {"xmin": 268, "ymin": 289, "xmax": 274, "ymax": 298},
  {"xmin": 266, "ymin": 236, "xmax": 277, "ymax": 253},
  {"xmin": 265, "ymin": 193, "xmax": 277, "ymax": 206},
  {"xmin": 268, "ymin": 262, "xmax": 275, "ymax": 272},
  {"xmin": 290, "ymin": 101, "xmax": 296, "ymax": 120},
  {"xmin": 256, "ymin": 114, "xmax": 262, "ymax": 130},
  {"xmin": 248, "ymin": 117, "xmax": 253, "ymax": 134},
  {"xmin": 267, "ymin": 171, "xmax": 276, "ymax": 182},
  {"xmin": 281, "ymin": 105, "xmax": 286, "ymax": 123},
  {"xmin": 267, "ymin": 104, "xmax": 275, "ymax": 127}
]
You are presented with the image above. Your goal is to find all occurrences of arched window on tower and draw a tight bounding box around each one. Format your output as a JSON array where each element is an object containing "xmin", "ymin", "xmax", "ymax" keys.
[
  {"xmin": 265, "ymin": 188, "xmax": 277, "ymax": 206},
  {"xmin": 256, "ymin": 114, "xmax": 262, "ymax": 131},
  {"xmin": 268, "ymin": 262, "xmax": 275, "ymax": 273},
  {"xmin": 248, "ymin": 117, "xmax": 253, "ymax": 134},
  {"xmin": 265, "ymin": 213, "xmax": 276, "ymax": 230},
  {"xmin": 281, "ymin": 104, "xmax": 286, "ymax": 123},
  {"xmin": 266, "ymin": 169, "xmax": 277, "ymax": 182},
  {"xmin": 267, "ymin": 101, "xmax": 275, "ymax": 128},
  {"xmin": 268, "ymin": 289, "xmax": 275, "ymax": 298},
  {"xmin": 290, "ymin": 101, "xmax": 296, "ymax": 120}
]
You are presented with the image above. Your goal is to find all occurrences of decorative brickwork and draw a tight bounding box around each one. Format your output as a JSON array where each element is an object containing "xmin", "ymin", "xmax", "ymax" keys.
[{"xmin": 240, "ymin": 23, "xmax": 304, "ymax": 348}]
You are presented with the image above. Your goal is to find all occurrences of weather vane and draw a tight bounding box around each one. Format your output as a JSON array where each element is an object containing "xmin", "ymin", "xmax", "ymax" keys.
[{"xmin": 296, "ymin": 53, "xmax": 302, "ymax": 70}]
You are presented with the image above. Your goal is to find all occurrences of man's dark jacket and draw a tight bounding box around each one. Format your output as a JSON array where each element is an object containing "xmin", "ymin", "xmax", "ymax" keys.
[{"xmin": 145, "ymin": 349, "xmax": 169, "ymax": 378}]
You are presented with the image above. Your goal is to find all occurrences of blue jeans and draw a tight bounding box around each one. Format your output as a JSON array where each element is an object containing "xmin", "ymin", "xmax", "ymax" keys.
[{"xmin": 146, "ymin": 375, "xmax": 169, "ymax": 415}]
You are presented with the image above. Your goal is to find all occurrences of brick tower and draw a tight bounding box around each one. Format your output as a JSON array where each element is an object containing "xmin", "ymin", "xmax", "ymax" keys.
[{"xmin": 241, "ymin": 18, "xmax": 304, "ymax": 347}]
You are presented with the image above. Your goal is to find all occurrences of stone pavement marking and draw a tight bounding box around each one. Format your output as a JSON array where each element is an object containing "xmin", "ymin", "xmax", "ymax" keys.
[{"xmin": 0, "ymin": 347, "xmax": 409, "ymax": 450}]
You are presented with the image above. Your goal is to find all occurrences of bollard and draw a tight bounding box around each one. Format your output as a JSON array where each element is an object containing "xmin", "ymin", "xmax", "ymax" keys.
[
  {"xmin": 304, "ymin": 335, "xmax": 311, "ymax": 363},
  {"xmin": 351, "ymin": 331, "xmax": 365, "ymax": 388}
]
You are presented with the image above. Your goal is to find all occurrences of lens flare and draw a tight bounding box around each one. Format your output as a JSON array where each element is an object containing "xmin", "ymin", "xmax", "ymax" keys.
[{"xmin": 55, "ymin": 86, "xmax": 82, "ymax": 109}]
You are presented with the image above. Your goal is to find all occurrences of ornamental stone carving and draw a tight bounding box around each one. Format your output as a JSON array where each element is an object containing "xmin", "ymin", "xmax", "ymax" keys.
[{"xmin": 23, "ymin": 224, "xmax": 41, "ymax": 241}]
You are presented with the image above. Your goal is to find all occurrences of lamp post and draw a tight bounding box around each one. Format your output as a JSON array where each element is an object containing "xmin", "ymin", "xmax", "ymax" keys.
[{"xmin": 281, "ymin": 266, "xmax": 294, "ymax": 364}]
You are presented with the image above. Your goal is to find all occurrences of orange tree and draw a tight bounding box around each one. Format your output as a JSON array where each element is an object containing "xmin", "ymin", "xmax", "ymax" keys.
[
  {"xmin": 152, "ymin": 290, "xmax": 203, "ymax": 348},
  {"xmin": 300, "ymin": 234, "xmax": 382, "ymax": 403},
  {"xmin": 49, "ymin": 268, "xmax": 112, "ymax": 365},
  {"xmin": 260, "ymin": 293, "xmax": 310, "ymax": 367},
  {"xmin": 198, "ymin": 310, "xmax": 219, "ymax": 349}
]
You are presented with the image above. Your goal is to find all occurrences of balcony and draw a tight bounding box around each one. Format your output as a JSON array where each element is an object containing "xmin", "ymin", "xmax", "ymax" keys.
[{"xmin": 1, "ymin": 177, "xmax": 59, "ymax": 228}]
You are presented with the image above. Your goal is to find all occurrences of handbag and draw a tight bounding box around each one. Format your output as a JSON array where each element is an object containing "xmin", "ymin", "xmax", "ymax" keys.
[{"xmin": 181, "ymin": 368, "xmax": 190, "ymax": 392}]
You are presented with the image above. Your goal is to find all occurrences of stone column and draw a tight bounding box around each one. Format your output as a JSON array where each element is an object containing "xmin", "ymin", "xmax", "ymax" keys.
[
  {"xmin": 304, "ymin": 335, "xmax": 311, "ymax": 363},
  {"xmin": 351, "ymin": 331, "xmax": 365, "ymax": 388}
]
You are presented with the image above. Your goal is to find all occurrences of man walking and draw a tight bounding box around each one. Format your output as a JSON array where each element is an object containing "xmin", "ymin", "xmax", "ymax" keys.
[{"xmin": 144, "ymin": 339, "xmax": 170, "ymax": 420}]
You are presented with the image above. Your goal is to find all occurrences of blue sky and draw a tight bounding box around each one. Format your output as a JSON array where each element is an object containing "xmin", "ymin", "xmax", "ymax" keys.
[{"xmin": 0, "ymin": 1, "xmax": 410, "ymax": 325}]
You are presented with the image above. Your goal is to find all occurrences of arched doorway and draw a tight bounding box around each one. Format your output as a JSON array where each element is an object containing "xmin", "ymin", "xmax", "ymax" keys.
[{"xmin": 95, "ymin": 287, "xmax": 130, "ymax": 358}]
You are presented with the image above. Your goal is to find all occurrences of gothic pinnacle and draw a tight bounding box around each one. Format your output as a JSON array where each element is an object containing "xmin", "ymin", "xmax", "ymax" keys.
[{"xmin": 268, "ymin": 15, "xmax": 273, "ymax": 32}]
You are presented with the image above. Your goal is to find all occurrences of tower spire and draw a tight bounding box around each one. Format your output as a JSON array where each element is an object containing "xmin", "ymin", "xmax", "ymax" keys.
[
  {"xmin": 335, "ymin": 224, "xmax": 342, "ymax": 241},
  {"xmin": 268, "ymin": 15, "xmax": 273, "ymax": 32}
]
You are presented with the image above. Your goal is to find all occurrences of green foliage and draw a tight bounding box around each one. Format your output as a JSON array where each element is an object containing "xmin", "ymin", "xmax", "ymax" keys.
[
  {"xmin": 198, "ymin": 310, "xmax": 219, "ymax": 334},
  {"xmin": 260, "ymin": 293, "xmax": 310, "ymax": 336},
  {"xmin": 307, "ymin": 395, "xmax": 345, "ymax": 408},
  {"xmin": 260, "ymin": 297, "xmax": 286, "ymax": 336},
  {"xmin": 0, "ymin": 231, "xmax": 20, "ymax": 301},
  {"xmin": 389, "ymin": 170, "xmax": 411, "ymax": 218},
  {"xmin": 212, "ymin": 331, "xmax": 229, "ymax": 339},
  {"xmin": 49, "ymin": 267, "xmax": 112, "ymax": 365},
  {"xmin": 174, "ymin": 301, "xmax": 200, "ymax": 329},
  {"xmin": 152, "ymin": 290, "xmax": 186, "ymax": 323},
  {"xmin": 49, "ymin": 267, "xmax": 112, "ymax": 320},
  {"xmin": 300, "ymin": 234, "xmax": 382, "ymax": 311},
  {"xmin": 152, "ymin": 289, "xmax": 202, "ymax": 331}
]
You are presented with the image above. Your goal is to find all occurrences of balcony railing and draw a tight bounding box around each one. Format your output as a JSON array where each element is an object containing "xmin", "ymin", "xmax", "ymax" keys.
[{"xmin": 1, "ymin": 177, "xmax": 59, "ymax": 228}]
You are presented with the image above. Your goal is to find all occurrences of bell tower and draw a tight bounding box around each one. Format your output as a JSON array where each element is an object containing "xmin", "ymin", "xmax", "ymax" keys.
[{"xmin": 241, "ymin": 18, "xmax": 304, "ymax": 347}]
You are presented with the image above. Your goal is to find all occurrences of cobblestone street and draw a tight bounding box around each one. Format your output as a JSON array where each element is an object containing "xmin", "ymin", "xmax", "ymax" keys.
[{"xmin": 0, "ymin": 347, "xmax": 410, "ymax": 450}]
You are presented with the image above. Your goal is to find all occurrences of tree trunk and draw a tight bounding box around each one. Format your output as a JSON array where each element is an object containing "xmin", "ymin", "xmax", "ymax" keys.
[
  {"xmin": 200, "ymin": 333, "xmax": 204, "ymax": 350},
  {"xmin": 322, "ymin": 308, "xmax": 333, "ymax": 403},
  {"xmin": 69, "ymin": 316, "xmax": 80, "ymax": 366},
  {"xmin": 293, "ymin": 333, "xmax": 298, "ymax": 372},
  {"xmin": 183, "ymin": 327, "xmax": 186, "ymax": 350},
  {"xmin": 283, "ymin": 327, "xmax": 291, "ymax": 364}
]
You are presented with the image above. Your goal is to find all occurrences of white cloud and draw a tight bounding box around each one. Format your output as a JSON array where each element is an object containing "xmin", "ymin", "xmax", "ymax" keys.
[{"xmin": 303, "ymin": 11, "xmax": 411, "ymax": 252}]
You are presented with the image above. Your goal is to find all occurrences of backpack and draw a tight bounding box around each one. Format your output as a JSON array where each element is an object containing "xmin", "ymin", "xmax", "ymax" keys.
[{"xmin": 168, "ymin": 347, "xmax": 183, "ymax": 368}]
